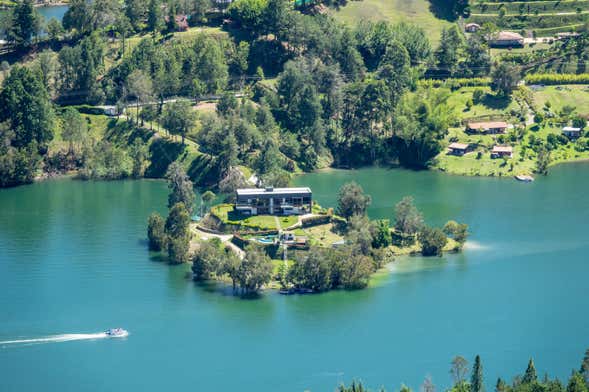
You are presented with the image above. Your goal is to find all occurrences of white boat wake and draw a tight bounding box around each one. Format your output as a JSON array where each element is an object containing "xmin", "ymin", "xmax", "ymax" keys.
[{"xmin": 0, "ymin": 332, "xmax": 113, "ymax": 347}]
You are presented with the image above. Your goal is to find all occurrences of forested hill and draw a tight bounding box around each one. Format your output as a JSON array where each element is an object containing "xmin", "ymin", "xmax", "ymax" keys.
[{"xmin": 1, "ymin": 0, "xmax": 589, "ymax": 188}]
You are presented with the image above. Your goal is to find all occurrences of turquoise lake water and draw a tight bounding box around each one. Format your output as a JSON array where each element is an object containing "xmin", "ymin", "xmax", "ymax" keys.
[{"xmin": 1, "ymin": 165, "xmax": 588, "ymax": 391}]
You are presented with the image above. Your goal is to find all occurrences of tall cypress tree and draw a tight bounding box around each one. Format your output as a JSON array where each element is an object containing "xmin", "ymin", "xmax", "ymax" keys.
[
  {"xmin": 495, "ymin": 378, "xmax": 507, "ymax": 392},
  {"xmin": 581, "ymin": 348, "xmax": 589, "ymax": 384},
  {"xmin": 471, "ymin": 355, "xmax": 485, "ymax": 392},
  {"xmin": 523, "ymin": 359, "xmax": 538, "ymax": 384}
]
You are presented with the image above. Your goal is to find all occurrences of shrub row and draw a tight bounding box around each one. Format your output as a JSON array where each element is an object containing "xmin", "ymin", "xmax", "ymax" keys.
[
  {"xmin": 301, "ymin": 214, "xmax": 331, "ymax": 228},
  {"xmin": 525, "ymin": 73, "xmax": 589, "ymax": 84},
  {"xmin": 419, "ymin": 78, "xmax": 491, "ymax": 89},
  {"xmin": 473, "ymin": 0, "xmax": 589, "ymax": 15},
  {"xmin": 469, "ymin": 13, "xmax": 588, "ymax": 29}
]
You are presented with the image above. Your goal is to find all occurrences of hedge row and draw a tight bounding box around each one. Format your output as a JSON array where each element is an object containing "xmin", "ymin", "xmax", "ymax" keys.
[
  {"xmin": 301, "ymin": 214, "xmax": 331, "ymax": 228},
  {"xmin": 525, "ymin": 73, "xmax": 589, "ymax": 84},
  {"xmin": 469, "ymin": 13, "xmax": 588, "ymax": 29},
  {"xmin": 473, "ymin": 0, "xmax": 589, "ymax": 15},
  {"xmin": 420, "ymin": 78, "xmax": 491, "ymax": 89}
]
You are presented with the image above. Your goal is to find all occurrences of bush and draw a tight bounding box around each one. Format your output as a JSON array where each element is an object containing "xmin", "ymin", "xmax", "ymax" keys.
[
  {"xmin": 525, "ymin": 74, "xmax": 589, "ymax": 85},
  {"xmin": 301, "ymin": 214, "xmax": 331, "ymax": 228}
]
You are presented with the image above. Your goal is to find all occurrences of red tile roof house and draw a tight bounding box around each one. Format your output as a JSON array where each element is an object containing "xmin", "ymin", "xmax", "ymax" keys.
[
  {"xmin": 491, "ymin": 145, "xmax": 513, "ymax": 159},
  {"xmin": 466, "ymin": 121, "xmax": 509, "ymax": 135},
  {"xmin": 448, "ymin": 142, "xmax": 472, "ymax": 156}
]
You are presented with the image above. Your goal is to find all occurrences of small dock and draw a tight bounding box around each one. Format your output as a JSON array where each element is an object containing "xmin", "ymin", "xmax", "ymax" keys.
[{"xmin": 515, "ymin": 175, "xmax": 534, "ymax": 182}]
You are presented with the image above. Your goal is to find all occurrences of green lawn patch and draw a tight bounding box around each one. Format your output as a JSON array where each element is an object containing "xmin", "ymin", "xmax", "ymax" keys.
[{"xmin": 330, "ymin": 0, "xmax": 453, "ymax": 45}]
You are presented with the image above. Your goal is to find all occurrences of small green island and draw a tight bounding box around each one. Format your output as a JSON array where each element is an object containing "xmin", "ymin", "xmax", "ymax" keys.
[{"xmin": 146, "ymin": 163, "xmax": 468, "ymax": 296}]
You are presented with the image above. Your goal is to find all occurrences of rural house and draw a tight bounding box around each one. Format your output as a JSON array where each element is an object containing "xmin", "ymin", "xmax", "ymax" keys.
[
  {"xmin": 235, "ymin": 187, "xmax": 312, "ymax": 216},
  {"xmin": 562, "ymin": 126, "xmax": 582, "ymax": 139},
  {"xmin": 448, "ymin": 142, "xmax": 472, "ymax": 156},
  {"xmin": 489, "ymin": 31, "xmax": 524, "ymax": 47},
  {"xmin": 491, "ymin": 145, "xmax": 513, "ymax": 159},
  {"xmin": 466, "ymin": 121, "xmax": 508, "ymax": 134},
  {"xmin": 465, "ymin": 23, "xmax": 480, "ymax": 33}
]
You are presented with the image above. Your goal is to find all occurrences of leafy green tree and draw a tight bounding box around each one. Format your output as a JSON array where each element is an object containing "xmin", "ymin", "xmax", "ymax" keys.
[
  {"xmin": 418, "ymin": 226, "xmax": 448, "ymax": 256},
  {"xmin": 126, "ymin": 70, "xmax": 153, "ymax": 125},
  {"xmin": 495, "ymin": 378, "xmax": 508, "ymax": 392},
  {"xmin": 192, "ymin": 238, "xmax": 224, "ymax": 281},
  {"xmin": 218, "ymin": 250, "xmax": 242, "ymax": 291},
  {"xmin": 237, "ymin": 245, "xmax": 273, "ymax": 294},
  {"xmin": 128, "ymin": 139, "xmax": 148, "ymax": 178},
  {"xmin": 371, "ymin": 219, "xmax": 392, "ymax": 249},
  {"xmin": 451, "ymin": 356, "xmax": 470, "ymax": 386},
  {"xmin": 567, "ymin": 372, "xmax": 588, "ymax": 392},
  {"xmin": 471, "ymin": 355, "xmax": 485, "ymax": 392},
  {"xmin": 166, "ymin": 162, "xmax": 195, "ymax": 213},
  {"xmin": 288, "ymin": 247, "xmax": 332, "ymax": 292},
  {"xmin": 201, "ymin": 190, "xmax": 216, "ymax": 212},
  {"xmin": 394, "ymin": 196, "xmax": 424, "ymax": 235},
  {"xmin": 147, "ymin": 212, "xmax": 167, "ymax": 251},
  {"xmin": 336, "ymin": 181, "xmax": 372, "ymax": 220},
  {"xmin": 491, "ymin": 62, "xmax": 520, "ymax": 97},
  {"xmin": 347, "ymin": 215, "xmax": 374, "ymax": 256},
  {"xmin": 147, "ymin": 0, "xmax": 164, "ymax": 33},
  {"xmin": 535, "ymin": 147, "xmax": 551, "ymax": 176},
  {"xmin": 465, "ymin": 35, "xmax": 491, "ymax": 76},
  {"xmin": 339, "ymin": 248, "xmax": 373, "ymax": 289},
  {"xmin": 165, "ymin": 202, "xmax": 191, "ymax": 264},
  {"xmin": 0, "ymin": 66, "xmax": 54, "ymax": 149},
  {"xmin": 46, "ymin": 18, "xmax": 65, "ymax": 41},
  {"xmin": 61, "ymin": 108, "xmax": 88, "ymax": 154},
  {"xmin": 391, "ymin": 88, "xmax": 451, "ymax": 168},
  {"xmin": 228, "ymin": 0, "xmax": 269, "ymax": 33},
  {"xmin": 161, "ymin": 101, "xmax": 196, "ymax": 145},
  {"xmin": 581, "ymin": 348, "xmax": 589, "ymax": 385},
  {"xmin": 522, "ymin": 359, "xmax": 538, "ymax": 384},
  {"xmin": 63, "ymin": 0, "xmax": 93, "ymax": 34},
  {"xmin": 35, "ymin": 50, "xmax": 57, "ymax": 96},
  {"xmin": 443, "ymin": 221, "xmax": 469, "ymax": 244},
  {"xmin": 125, "ymin": 0, "xmax": 147, "ymax": 32},
  {"xmin": 436, "ymin": 25, "xmax": 464, "ymax": 75},
  {"xmin": 6, "ymin": 0, "xmax": 40, "ymax": 47}
]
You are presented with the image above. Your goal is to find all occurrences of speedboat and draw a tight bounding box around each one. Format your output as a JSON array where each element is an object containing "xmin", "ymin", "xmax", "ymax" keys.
[{"xmin": 105, "ymin": 328, "xmax": 129, "ymax": 338}]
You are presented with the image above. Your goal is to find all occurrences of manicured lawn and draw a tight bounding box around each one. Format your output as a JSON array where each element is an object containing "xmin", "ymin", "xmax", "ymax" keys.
[
  {"xmin": 303, "ymin": 223, "xmax": 344, "ymax": 247},
  {"xmin": 279, "ymin": 216, "xmax": 299, "ymax": 229},
  {"xmin": 531, "ymin": 85, "xmax": 589, "ymax": 116},
  {"xmin": 447, "ymin": 87, "xmax": 520, "ymax": 120},
  {"xmin": 330, "ymin": 0, "xmax": 453, "ymax": 45}
]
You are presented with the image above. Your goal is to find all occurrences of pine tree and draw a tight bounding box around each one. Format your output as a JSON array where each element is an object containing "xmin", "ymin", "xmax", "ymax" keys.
[
  {"xmin": 471, "ymin": 355, "xmax": 485, "ymax": 392},
  {"xmin": 147, "ymin": 0, "xmax": 163, "ymax": 33},
  {"xmin": 580, "ymin": 348, "xmax": 589, "ymax": 385},
  {"xmin": 523, "ymin": 359, "xmax": 538, "ymax": 384}
]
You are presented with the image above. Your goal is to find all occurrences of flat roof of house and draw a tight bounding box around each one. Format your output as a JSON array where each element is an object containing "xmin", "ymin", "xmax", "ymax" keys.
[
  {"xmin": 236, "ymin": 187, "xmax": 312, "ymax": 196},
  {"xmin": 492, "ymin": 145, "xmax": 513, "ymax": 153},
  {"xmin": 449, "ymin": 142, "xmax": 470, "ymax": 150},
  {"xmin": 563, "ymin": 126, "xmax": 581, "ymax": 132},
  {"xmin": 468, "ymin": 121, "xmax": 509, "ymax": 129}
]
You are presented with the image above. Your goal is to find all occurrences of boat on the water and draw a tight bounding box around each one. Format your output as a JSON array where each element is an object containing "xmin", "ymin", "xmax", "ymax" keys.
[
  {"xmin": 105, "ymin": 328, "xmax": 128, "ymax": 337},
  {"xmin": 515, "ymin": 175, "xmax": 534, "ymax": 182}
]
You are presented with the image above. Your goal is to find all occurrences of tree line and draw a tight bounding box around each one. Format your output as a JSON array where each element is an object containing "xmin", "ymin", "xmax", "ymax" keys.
[{"xmin": 338, "ymin": 349, "xmax": 589, "ymax": 392}]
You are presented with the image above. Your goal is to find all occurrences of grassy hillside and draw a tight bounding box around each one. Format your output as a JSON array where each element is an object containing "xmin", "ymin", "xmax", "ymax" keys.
[{"xmin": 330, "ymin": 0, "xmax": 453, "ymax": 44}]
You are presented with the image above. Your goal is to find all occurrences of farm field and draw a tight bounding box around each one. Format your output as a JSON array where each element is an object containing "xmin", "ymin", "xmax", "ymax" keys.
[{"xmin": 531, "ymin": 85, "xmax": 589, "ymax": 116}]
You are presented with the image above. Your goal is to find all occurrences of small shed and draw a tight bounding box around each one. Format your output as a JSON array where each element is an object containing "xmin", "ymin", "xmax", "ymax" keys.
[
  {"xmin": 491, "ymin": 145, "xmax": 513, "ymax": 159},
  {"xmin": 448, "ymin": 142, "xmax": 471, "ymax": 156},
  {"xmin": 562, "ymin": 126, "xmax": 582, "ymax": 139},
  {"xmin": 465, "ymin": 23, "xmax": 480, "ymax": 33}
]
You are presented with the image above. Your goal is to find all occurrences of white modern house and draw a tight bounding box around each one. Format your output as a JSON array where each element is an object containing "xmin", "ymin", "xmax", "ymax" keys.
[{"xmin": 235, "ymin": 187, "xmax": 312, "ymax": 216}]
